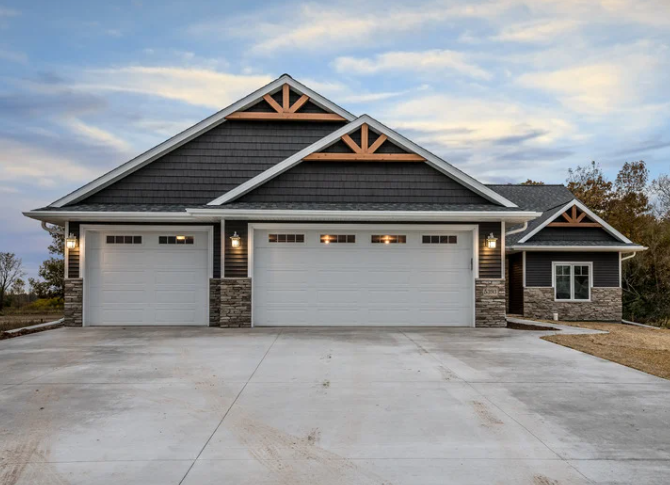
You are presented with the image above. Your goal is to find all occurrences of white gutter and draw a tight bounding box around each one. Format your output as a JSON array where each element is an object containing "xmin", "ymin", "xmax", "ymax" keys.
[
  {"xmin": 25, "ymin": 208, "xmax": 542, "ymax": 225},
  {"xmin": 187, "ymin": 208, "xmax": 542, "ymax": 223},
  {"xmin": 24, "ymin": 211, "xmax": 200, "ymax": 224},
  {"xmin": 505, "ymin": 221, "xmax": 528, "ymax": 236},
  {"xmin": 508, "ymin": 245, "xmax": 647, "ymax": 252},
  {"xmin": 41, "ymin": 221, "xmax": 64, "ymax": 234},
  {"xmin": 621, "ymin": 252, "xmax": 637, "ymax": 262}
]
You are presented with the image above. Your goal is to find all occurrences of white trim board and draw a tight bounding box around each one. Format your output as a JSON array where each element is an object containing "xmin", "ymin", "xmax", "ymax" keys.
[
  {"xmin": 49, "ymin": 75, "xmax": 356, "ymax": 208},
  {"xmin": 518, "ymin": 199, "xmax": 634, "ymax": 244},
  {"xmin": 207, "ymin": 115, "xmax": 518, "ymax": 208},
  {"xmin": 188, "ymin": 208, "xmax": 540, "ymax": 223},
  {"xmin": 509, "ymin": 245, "xmax": 646, "ymax": 252},
  {"xmin": 551, "ymin": 261, "xmax": 593, "ymax": 302}
]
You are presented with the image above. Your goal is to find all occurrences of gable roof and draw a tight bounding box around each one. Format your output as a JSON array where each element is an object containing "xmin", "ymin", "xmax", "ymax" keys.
[
  {"xmin": 518, "ymin": 198, "xmax": 632, "ymax": 245},
  {"xmin": 49, "ymin": 74, "xmax": 356, "ymax": 208},
  {"xmin": 208, "ymin": 115, "xmax": 518, "ymax": 208}
]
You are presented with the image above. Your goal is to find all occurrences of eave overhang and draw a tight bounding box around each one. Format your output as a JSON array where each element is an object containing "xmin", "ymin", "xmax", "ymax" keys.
[
  {"xmin": 187, "ymin": 208, "xmax": 542, "ymax": 223},
  {"xmin": 24, "ymin": 209, "xmax": 542, "ymax": 225},
  {"xmin": 507, "ymin": 245, "xmax": 647, "ymax": 252}
]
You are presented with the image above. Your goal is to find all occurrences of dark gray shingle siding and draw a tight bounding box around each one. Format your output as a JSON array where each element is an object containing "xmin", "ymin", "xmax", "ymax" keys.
[
  {"xmin": 528, "ymin": 227, "xmax": 618, "ymax": 243},
  {"xmin": 525, "ymin": 252, "xmax": 619, "ymax": 288},
  {"xmin": 479, "ymin": 222, "xmax": 502, "ymax": 279},
  {"xmin": 78, "ymin": 120, "xmax": 346, "ymax": 205},
  {"xmin": 237, "ymin": 162, "xmax": 495, "ymax": 204}
]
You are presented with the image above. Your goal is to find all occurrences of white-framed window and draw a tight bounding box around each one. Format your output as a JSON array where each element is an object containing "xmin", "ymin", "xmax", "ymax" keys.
[{"xmin": 553, "ymin": 262, "xmax": 592, "ymax": 301}]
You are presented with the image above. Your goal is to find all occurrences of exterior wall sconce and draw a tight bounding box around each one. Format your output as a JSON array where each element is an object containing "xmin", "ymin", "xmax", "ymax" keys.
[
  {"xmin": 486, "ymin": 233, "xmax": 498, "ymax": 249},
  {"xmin": 65, "ymin": 233, "xmax": 78, "ymax": 249},
  {"xmin": 230, "ymin": 232, "xmax": 241, "ymax": 248}
]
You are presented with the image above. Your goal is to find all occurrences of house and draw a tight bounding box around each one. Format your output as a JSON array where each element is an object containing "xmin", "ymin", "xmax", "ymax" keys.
[{"xmin": 24, "ymin": 75, "xmax": 645, "ymax": 328}]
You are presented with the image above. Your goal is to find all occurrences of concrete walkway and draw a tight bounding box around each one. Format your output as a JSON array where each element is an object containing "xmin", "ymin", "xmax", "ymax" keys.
[{"xmin": 0, "ymin": 327, "xmax": 668, "ymax": 484}]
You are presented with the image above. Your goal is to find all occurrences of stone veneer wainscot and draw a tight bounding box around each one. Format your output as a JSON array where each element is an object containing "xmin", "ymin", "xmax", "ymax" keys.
[
  {"xmin": 523, "ymin": 287, "xmax": 622, "ymax": 321},
  {"xmin": 64, "ymin": 278, "xmax": 83, "ymax": 327},
  {"xmin": 220, "ymin": 278, "xmax": 252, "ymax": 328},
  {"xmin": 475, "ymin": 279, "xmax": 506, "ymax": 328}
]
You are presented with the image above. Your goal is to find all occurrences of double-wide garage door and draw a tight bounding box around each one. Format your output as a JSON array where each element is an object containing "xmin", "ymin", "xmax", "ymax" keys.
[
  {"xmin": 85, "ymin": 229, "xmax": 209, "ymax": 326},
  {"xmin": 253, "ymin": 228, "xmax": 474, "ymax": 326}
]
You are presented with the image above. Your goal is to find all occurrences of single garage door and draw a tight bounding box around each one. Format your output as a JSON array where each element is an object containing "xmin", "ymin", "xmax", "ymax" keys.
[
  {"xmin": 253, "ymin": 228, "xmax": 474, "ymax": 326},
  {"xmin": 85, "ymin": 229, "xmax": 209, "ymax": 326}
]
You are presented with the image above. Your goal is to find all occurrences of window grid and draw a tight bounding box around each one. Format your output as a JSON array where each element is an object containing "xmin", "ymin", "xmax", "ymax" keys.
[
  {"xmin": 159, "ymin": 235, "xmax": 195, "ymax": 245},
  {"xmin": 268, "ymin": 234, "xmax": 305, "ymax": 243},
  {"xmin": 320, "ymin": 234, "xmax": 356, "ymax": 244},
  {"xmin": 371, "ymin": 235, "xmax": 406, "ymax": 244},
  {"xmin": 422, "ymin": 235, "xmax": 458, "ymax": 244},
  {"xmin": 106, "ymin": 235, "xmax": 142, "ymax": 244},
  {"xmin": 554, "ymin": 263, "xmax": 591, "ymax": 301}
]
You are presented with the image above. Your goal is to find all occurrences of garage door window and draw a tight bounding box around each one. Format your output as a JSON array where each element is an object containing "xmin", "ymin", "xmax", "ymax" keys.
[
  {"xmin": 106, "ymin": 235, "xmax": 142, "ymax": 244},
  {"xmin": 268, "ymin": 234, "xmax": 305, "ymax": 243},
  {"xmin": 422, "ymin": 235, "xmax": 458, "ymax": 244},
  {"xmin": 321, "ymin": 234, "xmax": 356, "ymax": 244},
  {"xmin": 371, "ymin": 235, "xmax": 406, "ymax": 244},
  {"xmin": 159, "ymin": 235, "xmax": 194, "ymax": 245}
]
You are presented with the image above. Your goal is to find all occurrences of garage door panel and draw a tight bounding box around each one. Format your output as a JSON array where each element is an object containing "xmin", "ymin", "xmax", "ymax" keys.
[
  {"xmin": 102, "ymin": 251, "xmax": 150, "ymax": 268},
  {"xmin": 154, "ymin": 308, "xmax": 197, "ymax": 324},
  {"xmin": 315, "ymin": 289, "xmax": 362, "ymax": 305},
  {"xmin": 86, "ymin": 230, "xmax": 208, "ymax": 326},
  {"xmin": 154, "ymin": 290, "xmax": 197, "ymax": 304},
  {"xmin": 254, "ymin": 228, "xmax": 473, "ymax": 327},
  {"xmin": 152, "ymin": 251, "xmax": 207, "ymax": 268},
  {"xmin": 257, "ymin": 269, "xmax": 310, "ymax": 285}
]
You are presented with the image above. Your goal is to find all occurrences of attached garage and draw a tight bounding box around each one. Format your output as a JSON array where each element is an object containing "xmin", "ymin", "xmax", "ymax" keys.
[
  {"xmin": 83, "ymin": 226, "xmax": 212, "ymax": 326},
  {"xmin": 251, "ymin": 225, "xmax": 476, "ymax": 327}
]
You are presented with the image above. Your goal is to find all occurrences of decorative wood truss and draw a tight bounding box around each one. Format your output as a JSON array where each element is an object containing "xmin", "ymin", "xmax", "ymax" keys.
[
  {"xmin": 548, "ymin": 205, "xmax": 602, "ymax": 228},
  {"xmin": 226, "ymin": 84, "xmax": 346, "ymax": 122},
  {"xmin": 303, "ymin": 124, "xmax": 426, "ymax": 162}
]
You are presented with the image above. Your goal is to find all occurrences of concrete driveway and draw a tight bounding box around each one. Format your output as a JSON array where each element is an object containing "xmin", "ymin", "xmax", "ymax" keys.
[{"xmin": 1, "ymin": 327, "xmax": 669, "ymax": 485}]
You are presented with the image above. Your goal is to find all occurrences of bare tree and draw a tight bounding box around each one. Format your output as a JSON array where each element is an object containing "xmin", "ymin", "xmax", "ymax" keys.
[
  {"xmin": 0, "ymin": 253, "xmax": 24, "ymax": 311},
  {"xmin": 652, "ymin": 174, "xmax": 670, "ymax": 218}
]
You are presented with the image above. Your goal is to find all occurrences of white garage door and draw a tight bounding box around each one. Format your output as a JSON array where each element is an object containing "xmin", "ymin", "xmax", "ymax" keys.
[
  {"xmin": 253, "ymin": 228, "xmax": 474, "ymax": 326},
  {"xmin": 85, "ymin": 229, "xmax": 209, "ymax": 326}
]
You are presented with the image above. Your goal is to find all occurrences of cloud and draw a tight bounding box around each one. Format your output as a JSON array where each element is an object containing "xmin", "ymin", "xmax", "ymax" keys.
[
  {"xmin": 517, "ymin": 63, "xmax": 627, "ymax": 113},
  {"xmin": 385, "ymin": 94, "xmax": 576, "ymax": 149},
  {"xmin": 62, "ymin": 118, "xmax": 132, "ymax": 153},
  {"xmin": 493, "ymin": 19, "xmax": 580, "ymax": 42},
  {"xmin": 77, "ymin": 67, "xmax": 272, "ymax": 108},
  {"xmin": 0, "ymin": 138, "xmax": 101, "ymax": 188},
  {"xmin": 0, "ymin": 7, "xmax": 19, "ymax": 17},
  {"xmin": 333, "ymin": 50, "xmax": 492, "ymax": 80},
  {"xmin": 0, "ymin": 48, "xmax": 27, "ymax": 63},
  {"xmin": 192, "ymin": 1, "xmax": 516, "ymax": 55}
]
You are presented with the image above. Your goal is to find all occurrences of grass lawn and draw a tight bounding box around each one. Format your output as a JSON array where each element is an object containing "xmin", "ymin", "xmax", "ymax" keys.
[
  {"xmin": 541, "ymin": 321, "xmax": 670, "ymax": 380},
  {"xmin": 0, "ymin": 313, "xmax": 64, "ymax": 332}
]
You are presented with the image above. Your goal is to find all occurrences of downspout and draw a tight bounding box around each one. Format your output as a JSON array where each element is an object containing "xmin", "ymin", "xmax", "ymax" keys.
[
  {"xmin": 505, "ymin": 221, "xmax": 528, "ymax": 236},
  {"xmin": 621, "ymin": 252, "xmax": 637, "ymax": 262}
]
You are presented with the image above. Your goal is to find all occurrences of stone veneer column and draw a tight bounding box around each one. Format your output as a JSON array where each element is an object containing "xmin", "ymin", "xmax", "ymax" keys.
[
  {"xmin": 220, "ymin": 278, "xmax": 252, "ymax": 328},
  {"xmin": 524, "ymin": 287, "xmax": 622, "ymax": 321},
  {"xmin": 209, "ymin": 279, "xmax": 222, "ymax": 327},
  {"xmin": 64, "ymin": 278, "xmax": 83, "ymax": 327},
  {"xmin": 475, "ymin": 279, "xmax": 507, "ymax": 328}
]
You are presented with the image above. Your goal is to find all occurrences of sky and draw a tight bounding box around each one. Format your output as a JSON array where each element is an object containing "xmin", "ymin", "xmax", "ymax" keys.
[{"xmin": 1, "ymin": 0, "xmax": 669, "ymax": 281}]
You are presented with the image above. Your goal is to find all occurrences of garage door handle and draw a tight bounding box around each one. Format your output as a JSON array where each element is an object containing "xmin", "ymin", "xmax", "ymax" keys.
[{"xmin": 471, "ymin": 258, "xmax": 473, "ymax": 271}]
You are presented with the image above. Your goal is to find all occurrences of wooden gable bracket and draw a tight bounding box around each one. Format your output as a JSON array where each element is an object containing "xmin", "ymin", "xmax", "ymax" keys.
[
  {"xmin": 303, "ymin": 124, "xmax": 426, "ymax": 162},
  {"xmin": 548, "ymin": 205, "xmax": 602, "ymax": 228},
  {"xmin": 226, "ymin": 84, "xmax": 346, "ymax": 122}
]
